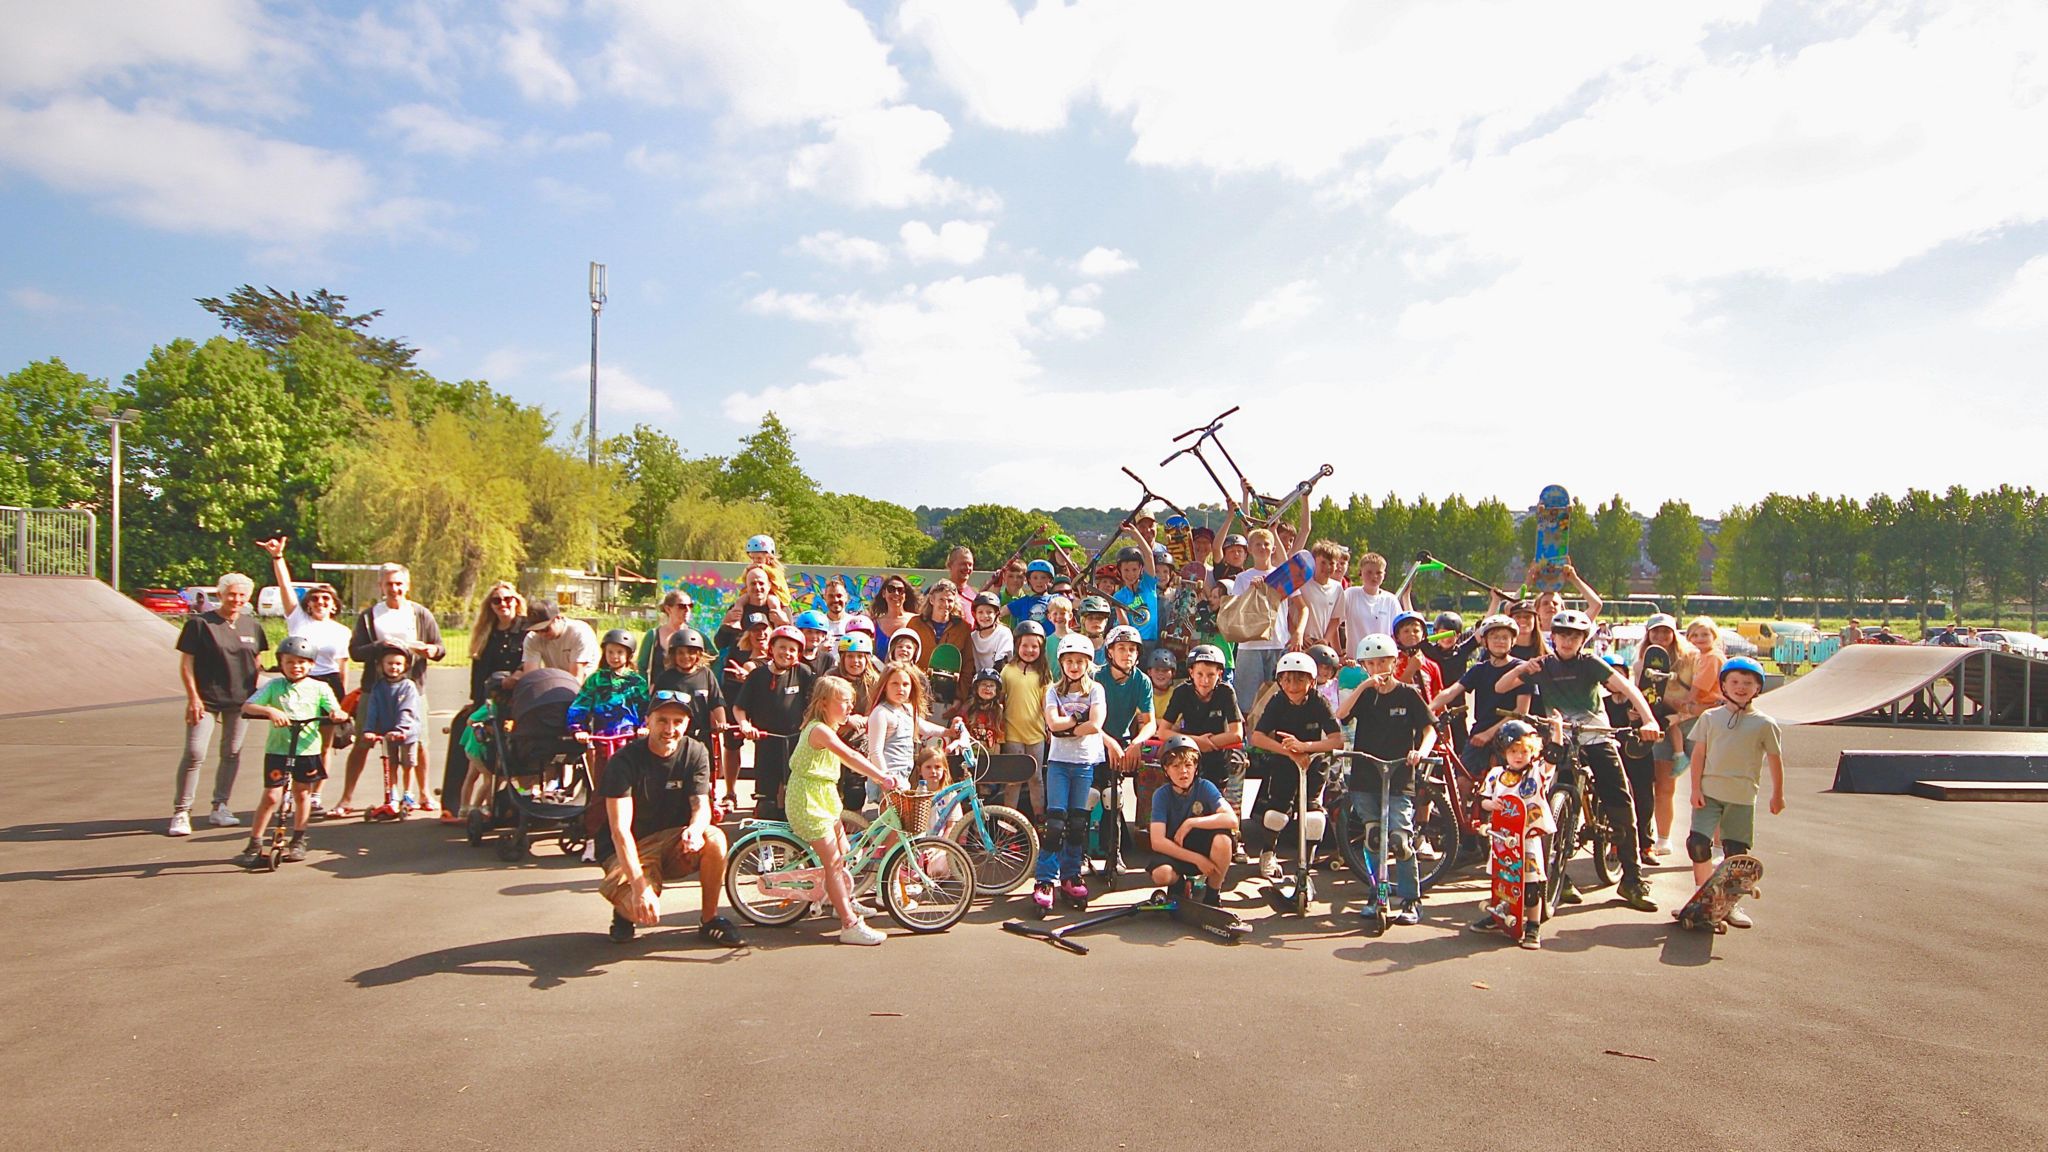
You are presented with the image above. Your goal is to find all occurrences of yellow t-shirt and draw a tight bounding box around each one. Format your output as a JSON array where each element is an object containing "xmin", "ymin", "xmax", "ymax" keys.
[{"xmin": 1000, "ymin": 663, "xmax": 1047, "ymax": 745}]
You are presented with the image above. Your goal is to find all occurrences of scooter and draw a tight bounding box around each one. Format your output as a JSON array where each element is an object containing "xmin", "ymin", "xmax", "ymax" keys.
[{"xmin": 1262, "ymin": 752, "xmax": 1330, "ymax": 915}]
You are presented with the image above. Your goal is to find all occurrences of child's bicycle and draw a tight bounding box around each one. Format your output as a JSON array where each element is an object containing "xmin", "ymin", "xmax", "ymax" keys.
[
  {"xmin": 929, "ymin": 736, "xmax": 1039, "ymax": 895},
  {"xmin": 259, "ymin": 715, "xmax": 344, "ymax": 872},
  {"xmin": 362, "ymin": 733, "xmax": 412, "ymax": 822},
  {"xmin": 1501, "ymin": 710, "xmax": 1636, "ymax": 899},
  {"xmin": 1407, "ymin": 707, "xmax": 1492, "ymax": 890},
  {"xmin": 724, "ymin": 788, "xmax": 980, "ymax": 933}
]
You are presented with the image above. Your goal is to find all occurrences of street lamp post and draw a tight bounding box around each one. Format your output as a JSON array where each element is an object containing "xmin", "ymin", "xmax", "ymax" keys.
[
  {"xmin": 90, "ymin": 405, "xmax": 142, "ymax": 591},
  {"xmin": 588, "ymin": 261, "xmax": 606, "ymax": 468}
]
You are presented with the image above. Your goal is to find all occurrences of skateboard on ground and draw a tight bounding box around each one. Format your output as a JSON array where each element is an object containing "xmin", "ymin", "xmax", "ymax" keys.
[
  {"xmin": 1674, "ymin": 853, "xmax": 1763, "ymax": 933},
  {"xmin": 1485, "ymin": 792, "xmax": 1530, "ymax": 939},
  {"xmin": 1527, "ymin": 484, "xmax": 1571, "ymax": 592}
]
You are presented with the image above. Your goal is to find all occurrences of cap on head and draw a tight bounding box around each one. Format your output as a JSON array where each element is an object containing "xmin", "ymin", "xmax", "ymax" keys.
[
  {"xmin": 744, "ymin": 611, "xmax": 772, "ymax": 630},
  {"xmin": 527, "ymin": 600, "xmax": 561, "ymax": 624}
]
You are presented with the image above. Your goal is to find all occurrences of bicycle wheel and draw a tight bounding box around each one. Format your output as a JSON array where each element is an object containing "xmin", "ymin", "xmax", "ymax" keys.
[
  {"xmin": 724, "ymin": 829, "xmax": 816, "ymax": 927},
  {"xmin": 1335, "ymin": 795, "xmax": 1374, "ymax": 881},
  {"xmin": 880, "ymin": 836, "xmax": 977, "ymax": 932},
  {"xmin": 1590, "ymin": 805, "xmax": 1619, "ymax": 889},
  {"xmin": 1544, "ymin": 784, "xmax": 1577, "ymax": 908},
  {"xmin": 946, "ymin": 804, "xmax": 1037, "ymax": 895},
  {"xmin": 1413, "ymin": 777, "xmax": 1461, "ymax": 893}
]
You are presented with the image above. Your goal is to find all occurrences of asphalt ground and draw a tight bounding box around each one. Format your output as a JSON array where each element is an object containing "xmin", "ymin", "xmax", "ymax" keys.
[{"xmin": 3, "ymin": 669, "xmax": 2046, "ymax": 1151}]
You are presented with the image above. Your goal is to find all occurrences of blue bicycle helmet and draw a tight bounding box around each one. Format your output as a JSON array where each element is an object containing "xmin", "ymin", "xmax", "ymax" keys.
[
  {"xmin": 1719, "ymin": 655, "xmax": 1766, "ymax": 683},
  {"xmin": 1391, "ymin": 611, "xmax": 1427, "ymax": 646},
  {"xmin": 793, "ymin": 609, "xmax": 829, "ymax": 632},
  {"xmin": 1025, "ymin": 559, "xmax": 1055, "ymax": 577}
]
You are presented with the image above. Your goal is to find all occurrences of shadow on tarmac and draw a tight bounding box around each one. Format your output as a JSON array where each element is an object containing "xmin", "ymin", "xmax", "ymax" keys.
[
  {"xmin": 352, "ymin": 929, "xmax": 748, "ymax": 990},
  {"xmin": 0, "ymin": 817, "xmax": 170, "ymax": 843}
]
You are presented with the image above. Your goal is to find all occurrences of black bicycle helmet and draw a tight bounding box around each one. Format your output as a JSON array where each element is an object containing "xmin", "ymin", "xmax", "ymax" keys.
[
  {"xmin": 601, "ymin": 627, "xmax": 636, "ymax": 651},
  {"xmin": 1116, "ymin": 546, "xmax": 1144, "ymax": 565},
  {"xmin": 1306, "ymin": 643, "xmax": 1340, "ymax": 669},
  {"xmin": 1433, "ymin": 611, "xmax": 1463, "ymax": 636},
  {"xmin": 1162, "ymin": 734, "xmax": 1201, "ymax": 758},
  {"xmin": 669, "ymin": 627, "xmax": 705, "ymax": 651},
  {"xmin": 1497, "ymin": 719, "xmax": 1537, "ymax": 746}
]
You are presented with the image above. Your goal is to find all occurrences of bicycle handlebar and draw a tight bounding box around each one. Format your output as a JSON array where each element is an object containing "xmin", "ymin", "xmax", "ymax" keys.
[
  {"xmin": 1316, "ymin": 750, "xmax": 1444, "ymax": 767},
  {"xmin": 1496, "ymin": 708, "xmax": 1633, "ymax": 736}
]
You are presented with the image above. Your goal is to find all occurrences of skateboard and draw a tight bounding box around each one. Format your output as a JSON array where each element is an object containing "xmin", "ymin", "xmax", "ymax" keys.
[
  {"xmin": 1674, "ymin": 853, "xmax": 1763, "ymax": 933},
  {"xmin": 1264, "ymin": 549, "xmax": 1316, "ymax": 597},
  {"xmin": 1161, "ymin": 514, "xmax": 1194, "ymax": 568},
  {"xmin": 928, "ymin": 642, "xmax": 963, "ymax": 707},
  {"xmin": 1527, "ymin": 484, "xmax": 1571, "ymax": 592},
  {"xmin": 1637, "ymin": 643, "xmax": 1671, "ymax": 710},
  {"xmin": 1485, "ymin": 790, "xmax": 1530, "ymax": 938}
]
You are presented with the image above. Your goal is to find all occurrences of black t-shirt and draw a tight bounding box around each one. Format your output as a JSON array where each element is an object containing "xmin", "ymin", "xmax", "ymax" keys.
[
  {"xmin": 1523, "ymin": 651, "xmax": 1609, "ymax": 722},
  {"xmin": 1254, "ymin": 690, "xmax": 1340, "ymax": 745},
  {"xmin": 1428, "ymin": 636, "xmax": 1476, "ymax": 684},
  {"xmin": 738, "ymin": 662, "xmax": 816, "ymax": 738},
  {"xmin": 175, "ymin": 611, "xmax": 268, "ymax": 711},
  {"xmin": 469, "ymin": 622, "xmax": 530, "ymax": 702},
  {"xmin": 1459, "ymin": 659, "xmax": 1522, "ymax": 734},
  {"xmin": 600, "ymin": 737, "xmax": 711, "ymax": 853},
  {"xmin": 652, "ymin": 665, "xmax": 725, "ymax": 740},
  {"xmin": 1342, "ymin": 684, "xmax": 1433, "ymax": 792},
  {"xmin": 1163, "ymin": 681, "xmax": 1242, "ymax": 780}
]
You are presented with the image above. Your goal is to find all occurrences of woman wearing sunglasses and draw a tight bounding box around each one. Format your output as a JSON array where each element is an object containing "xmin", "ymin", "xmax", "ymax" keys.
[
  {"xmin": 440, "ymin": 581, "xmax": 530, "ymax": 821},
  {"xmin": 258, "ymin": 537, "xmax": 353, "ymax": 791},
  {"xmin": 868, "ymin": 576, "xmax": 921, "ymax": 656}
]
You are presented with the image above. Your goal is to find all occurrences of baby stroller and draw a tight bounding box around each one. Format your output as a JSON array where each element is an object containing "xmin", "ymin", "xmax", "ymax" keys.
[{"xmin": 471, "ymin": 668, "xmax": 595, "ymax": 862}]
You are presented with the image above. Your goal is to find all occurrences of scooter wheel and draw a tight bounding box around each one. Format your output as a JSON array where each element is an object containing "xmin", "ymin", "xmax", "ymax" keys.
[{"xmin": 465, "ymin": 806, "xmax": 489, "ymax": 848}]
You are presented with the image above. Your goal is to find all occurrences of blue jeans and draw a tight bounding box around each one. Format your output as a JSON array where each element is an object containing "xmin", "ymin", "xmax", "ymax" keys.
[
  {"xmin": 1036, "ymin": 759, "xmax": 1095, "ymax": 884},
  {"xmin": 1353, "ymin": 789, "xmax": 1420, "ymax": 903},
  {"xmin": 1235, "ymin": 645, "xmax": 1281, "ymax": 713}
]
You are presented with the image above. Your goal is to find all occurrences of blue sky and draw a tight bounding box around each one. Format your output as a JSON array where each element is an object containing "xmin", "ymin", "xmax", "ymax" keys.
[{"xmin": 3, "ymin": 0, "xmax": 2045, "ymax": 514}]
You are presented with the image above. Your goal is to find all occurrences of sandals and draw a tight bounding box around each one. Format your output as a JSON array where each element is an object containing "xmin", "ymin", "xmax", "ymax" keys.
[
  {"xmin": 328, "ymin": 804, "xmax": 358, "ymax": 819},
  {"xmin": 699, "ymin": 915, "xmax": 744, "ymax": 948}
]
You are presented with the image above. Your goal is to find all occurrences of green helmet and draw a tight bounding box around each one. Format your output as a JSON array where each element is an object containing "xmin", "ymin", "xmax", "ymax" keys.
[{"xmin": 1079, "ymin": 595, "xmax": 1114, "ymax": 617}]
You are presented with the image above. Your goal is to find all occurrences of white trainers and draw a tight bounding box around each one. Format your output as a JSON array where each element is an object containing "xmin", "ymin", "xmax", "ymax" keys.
[
  {"xmin": 838, "ymin": 919, "xmax": 886, "ymax": 946},
  {"xmin": 208, "ymin": 803, "xmax": 240, "ymax": 827},
  {"xmin": 1725, "ymin": 906, "xmax": 1754, "ymax": 929},
  {"xmin": 166, "ymin": 812, "xmax": 192, "ymax": 837},
  {"xmin": 1258, "ymin": 851, "xmax": 1281, "ymax": 880}
]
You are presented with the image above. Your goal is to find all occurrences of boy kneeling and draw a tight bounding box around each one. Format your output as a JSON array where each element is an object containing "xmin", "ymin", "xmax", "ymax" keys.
[{"xmin": 1147, "ymin": 735, "xmax": 1239, "ymax": 903}]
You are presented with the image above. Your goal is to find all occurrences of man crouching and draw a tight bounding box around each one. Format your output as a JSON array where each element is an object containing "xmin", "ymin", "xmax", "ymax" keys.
[{"xmin": 599, "ymin": 691, "xmax": 743, "ymax": 946}]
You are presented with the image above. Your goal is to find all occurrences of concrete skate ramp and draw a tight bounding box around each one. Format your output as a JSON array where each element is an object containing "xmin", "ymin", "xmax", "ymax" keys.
[
  {"xmin": 0, "ymin": 576, "xmax": 184, "ymax": 718},
  {"xmin": 1757, "ymin": 645, "xmax": 1970, "ymax": 725}
]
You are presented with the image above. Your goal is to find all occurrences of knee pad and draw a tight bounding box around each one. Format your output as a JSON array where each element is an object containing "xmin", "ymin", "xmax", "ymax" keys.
[
  {"xmin": 1721, "ymin": 838, "xmax": 1750, "ymax": 858},
  {"xmin": 1388, "ymin": 830, "xmax": 1414, "ymax": 861},
  {"xmin": 1044, "ymin": 811, "xmax": 1068, "ymax": 847},
  {"xmin": 1261, "ymin": 808, "xmax": 1289, "ymax": 833},
  {"xmin": 1301, "ymin": 810, "xmax": 1327, "ymax": 842},
  {"xmin": 1686, "ymin": 832, "xmax": 1715, "ymax": 864},
  {"xmin": 1086, "ymin": 787, "xmax": 1102, "ymax": 812},
  {"xmin": 1068, "ymin": 814, "xmax": 1093, "ymax": 852}
]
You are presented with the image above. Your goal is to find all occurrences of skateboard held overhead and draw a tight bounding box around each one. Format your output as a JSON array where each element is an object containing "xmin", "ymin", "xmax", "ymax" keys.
[{"xmin": 1527, "ymin": 484, "xmax": 1571, "ymax": 592}]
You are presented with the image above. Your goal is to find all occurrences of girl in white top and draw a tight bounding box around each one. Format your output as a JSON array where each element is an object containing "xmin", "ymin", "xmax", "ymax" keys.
[
  {"xmin": 1033, "ymin": 633, "xmax": 1107, "ymax": 911},
  {"xmin": 863, "ymin": 661, "xmax": 960, "ymax": 808}
]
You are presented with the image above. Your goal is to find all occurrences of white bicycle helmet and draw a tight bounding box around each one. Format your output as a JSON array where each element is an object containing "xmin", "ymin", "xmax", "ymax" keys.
[
  {"xmin": 1056, "ymin": 633, "xmax": 1097, "ymax": 661},
  {"xmin": 1477, "ymin": 613, "xmax": 1516, "ymax": 639},
  {"xmin": 1550, "ymin": 609, "xmax": 1594, "ymax": 634},
  {"xmin": 1354, "ymin": 633, "xmax": 1399, "ymax": 661},
  {"xmin": 1103, "ymin": 625, "xmax": 1142, "ymax": 650},
  {"xmin": 1276, "ymin": 651, "xmax": 1317, "ymax": 677}
]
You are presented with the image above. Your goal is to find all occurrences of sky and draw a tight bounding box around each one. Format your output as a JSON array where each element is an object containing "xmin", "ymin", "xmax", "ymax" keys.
[{"xmin": 3, "ymin": 0, "xmax": 2045, "ymax": 517}]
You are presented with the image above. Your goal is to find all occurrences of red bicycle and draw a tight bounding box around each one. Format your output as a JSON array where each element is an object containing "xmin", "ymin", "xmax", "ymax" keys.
[{"xmin": 1409, "ymin": 707, "xmax": 1491, "ymax": 892}]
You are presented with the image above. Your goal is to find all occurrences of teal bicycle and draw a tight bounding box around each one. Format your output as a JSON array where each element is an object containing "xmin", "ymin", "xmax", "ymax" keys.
[
  {"xmin": 832, "ymin": 736, "xmax": 1040, "ymax": 896},
  {"xmin": 724, "ymin": 788, "xmax": 979, "ymax": 933}
]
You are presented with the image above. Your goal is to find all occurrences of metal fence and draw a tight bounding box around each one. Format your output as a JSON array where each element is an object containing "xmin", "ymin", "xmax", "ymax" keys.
[{"xmin": 0, "ymin": 507, "xmax": 98, "ymax": 577}]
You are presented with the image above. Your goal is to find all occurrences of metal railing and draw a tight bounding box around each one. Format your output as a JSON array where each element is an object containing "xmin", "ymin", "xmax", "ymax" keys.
[{"xmin": 0, "ymin": 507, "xmax": 98, "ymax": 577}]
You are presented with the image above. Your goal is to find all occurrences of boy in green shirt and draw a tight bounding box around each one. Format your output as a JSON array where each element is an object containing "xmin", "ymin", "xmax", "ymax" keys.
[{"xmin": 236, "ymin": 636, "xmax": 346, "ymax": 867}]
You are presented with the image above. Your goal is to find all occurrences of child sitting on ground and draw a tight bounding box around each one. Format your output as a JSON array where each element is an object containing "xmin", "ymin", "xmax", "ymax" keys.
[
  {"xmin": 1685, "ymin": 656, "xmax": 1784, "ymax": 929},
  {"xmin": 235, "ymin": 636, "xmax": 345, "ymax": 867},
  {"xmin": 1147, "ymin": 735, "xmax": 1239, "ymax": 902},
  {"xmin": 1471, "ymin": 720, "xmax": 1555, "ymax": 949}
]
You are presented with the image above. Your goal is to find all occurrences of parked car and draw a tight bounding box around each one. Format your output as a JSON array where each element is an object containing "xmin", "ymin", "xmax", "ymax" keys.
[
  {"xmin": 1975, "ymin": 630, "xmax": 2047, "ymax": 658},
  {"xmin": 1718, "ymin": 628, "xmax": 1759, "ymax": 658},
  {"xmin": 132, "ymin": 588, "xmax": 189, "ymax": 617},
  {"xmin": 180, "ymin": 586, "xmax": 222, "ymax": 615},
  {"xmin": 257, "ymin": 582, "xmax": 326, "ymax": 618}
]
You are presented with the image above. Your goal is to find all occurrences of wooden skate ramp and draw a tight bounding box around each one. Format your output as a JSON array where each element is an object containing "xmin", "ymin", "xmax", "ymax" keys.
[
  {"xmin": 1757, "ymin": 643, "xmax": 2048, "ymax": 728},
  {"xmin": 0, "ymin": 576, "xmax": 184, "ymax": 718}
]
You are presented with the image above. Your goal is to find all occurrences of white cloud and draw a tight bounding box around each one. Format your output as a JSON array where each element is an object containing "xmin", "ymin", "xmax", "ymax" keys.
[
  {"xmin": 1982, "ymin": 256, "xmax": 2048, "ymax": 331},
  {"xmin": 624, "ymin": 144, "xmax": 684, "ymax": 177},
  {"xmin": 0, "ymin": 98, "xmax": 404, "ymax": 246},
  {"xmin": 556, "ymin": 363, "xmax": 675, "ymax": 417},
  {"xmin": 1065, "ymin": 283, "xmax": 1103, "ymax": 304},
  {"xmin": 1239, "ymin": 280, "xmax": 1324, "ymax": 330},
  {"xmin": 532, "ymin": 176, "xmax": 610, "ymax": 213},
  {"xmin": 0, "ymin": 0, "xmax": 274, "ymax": 94},
  {"xmin": 900, "ymin": 220, "xmax": 990, "ymax": 265},
  {"xmin": 1046, "ymin": 304, "xmax": 1105, "ymax": 339},
  {"xmin": 502, "ymin": 23, "xmax": 580, "ymax": 105},
  {"xmin": 1076, "ymin": 246, "xmax": 1137, "ymax": 276},
  {"xmin": 381, "ymin": 104, "xmax": 501, "ymax": 158},
  {"xmin": 7, "ymin": 287, "xmax": 83, "ymax": 314},
  {"xmin": 732, "ymin": 274, "xmax": 1098, "ymax": 444},
  {"xmin": 598, "ymin": 0, "xmax": 902, "ymax": 126},
  {"xmin": 786, "ymin": 104, "xmax": 996, "ymax": 210},
  {"xmin": 797, "ymin": 231, "xmax": 891, "ymax": 269}
]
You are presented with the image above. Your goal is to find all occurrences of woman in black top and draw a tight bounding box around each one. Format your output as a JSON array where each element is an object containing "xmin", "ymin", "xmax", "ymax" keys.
[
  {"xmin": 441, "ymin": 581, "xmax": 530, "ymax": 819},
  {"xmin": 170, "ymin": 572, "xmax": 269, "ymax": 835}
]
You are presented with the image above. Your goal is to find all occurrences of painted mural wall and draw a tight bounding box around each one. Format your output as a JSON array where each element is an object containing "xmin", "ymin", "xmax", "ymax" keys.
[{"xmin": 655, "ymin": 560, "xmax": 952, "ymax": 637}]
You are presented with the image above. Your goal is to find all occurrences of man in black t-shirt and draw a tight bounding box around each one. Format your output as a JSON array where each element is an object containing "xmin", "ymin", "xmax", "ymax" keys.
[
  {"xmin": 735, "ymin": 627, "xmax": 817, "ymax": 820},
  {"xmin": 1247, "ymin": 651, "xmax": 1344, "ymax": 874},
  {"xmin": 170, "ymin": 573, "xmax": 269, "ymax": 836},
  {"xmin": 598, "ymin": 695, "xmax": 740, "ymax": 945}
]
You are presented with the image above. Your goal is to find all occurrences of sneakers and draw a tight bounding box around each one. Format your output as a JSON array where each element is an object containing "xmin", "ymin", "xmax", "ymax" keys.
[
  {"xmin": 1725, "ymin": 906, "xmax": 1753, "ymax": 929},
  {"xmin": 1231, "ymin": 844, "xmax": 1249, "ymax": 865},
  {"xmin": 208, "ymin": 802, "xmax": 240, "ymax": 827},
  {"xmin": 609, "ymin": 913, "xmax": 636, "ymax": 943},
  {"xmin": 838, "ymin": 919, "xmax": 886, "ymax": 946},
  {"xmin": 1653, "ymin": 837, "xmax": 1674, "ymax": 857},
  {"xmin": 1394, "ymin": 900, "xmax": 1421, "ymax": 926},
  {"xmin": 1468, "ymin": 911, "xmax": 1501, "ymax": 933},
  {"xmin": 1200, "ymin": 885, "xmax": 1222, "ymax": 907},
  {"xmin": 309, "ymin": 795, "xmax": 326, "ymax": 818},
  {"xmin": 233, "ymin": 840, "xmax": 265, "ymax": 868},
  {"xmin": 1416, "ymin": 839, "xmax": 1443, "ymax": 862},
  {"xmin": 1258, "ymin": 851, "xmax": 1281, "ymax": 880},
  {"xmin": 1618, "ymin": 881, "xmax": 1658, "ymax": 912},
  {"xmin": 283, "ymin": 835, "xmax": 309, "ymax": 863},
  {"xmin": 1032, "ymin": 883, "xmax": 1056, "ymax": 911},
  {"xmin": 166, "ymin": 811, "xmax": 193, "ymax": 837},
  {"xmin": 1519, "ymin": 922, "xmax": 1542, "ymax": 950}
]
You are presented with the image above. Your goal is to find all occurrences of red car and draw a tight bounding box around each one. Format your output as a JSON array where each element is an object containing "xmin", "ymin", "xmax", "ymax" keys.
[{"xmin": 133, "ymin": 588, "xmax": 190, "ymax": 617}]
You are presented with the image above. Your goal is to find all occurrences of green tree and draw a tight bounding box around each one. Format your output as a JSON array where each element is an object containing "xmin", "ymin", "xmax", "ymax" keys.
[
  {"xmin": 658, "ymin": 482, "xmax": 777, "ymax": 563},
  {"xmin": 0, "ymin": 359, "xmax": 113, "ymax": 511},
  {"xmin": 1971, "ymin": 485, "xmax": 2027, "ymax": 625},
  {"xmin": 125, "ymin": 338, "xmax": 290, "ymax": 587},
  {"xmin": 1863, "ymin": 493, "xmax": 1905, "ymax": 620},
  {"xmin": 1464, "ymin": 498, "xmax": 1518, "ymax": 589},
  {"xmin": 1711, "ymin": 506, "xmax": 1750, "ymax": 604},
  {"xmin": 918, "ymin": 504, "xmax": 1055, "ymax": 570},
  {"xmin": 197, "ymin": 285, "xmax": 418, "ymax": 373},
  {"xmin": 610, "ymin": 425, "xmax": 690, "ymax": 572},
  {"xmin": 1645, "ymin": 500, "xmax": 1705, "ymax": 607},
  {"xmin": 2020, "ymin": 489, "xmax": 2048, "ymax": 632},
  {"xmin": 1896, "ymin": 488, "xmax": 1949, "ymax": 627},
  {"xmin": 1744, "ymin": 495, "xmax": 1801, "ymax": 613},
  {"xmin": 1578, "ymin": 495, "xmax": 1639, "ymax": 596}
]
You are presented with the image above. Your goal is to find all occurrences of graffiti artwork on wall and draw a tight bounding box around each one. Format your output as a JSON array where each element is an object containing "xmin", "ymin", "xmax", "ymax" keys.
[{"xmin": 655, "ymin": 560, "xmax": 952, "ymax": 638}]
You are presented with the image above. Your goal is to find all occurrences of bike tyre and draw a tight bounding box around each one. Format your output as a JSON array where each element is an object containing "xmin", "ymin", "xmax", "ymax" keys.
[
  {"xmin": 880, "ymin": 836, "xmax": 977, "ymax": 933},
  {"xmin": 946, "ymin": 804, "xmax": 1037, "ymax": 895},
  {"xmin": 1413, "ymin": 776, "xmax": 1461, "ymax": 893},
  {"xmin": 1544, "ymin": 784, "xmax": 1576, "ymax": 908},
  {"xmin": 1590, "ymin": 809, "xmax": 1619, "ymax": 889},
  {"xmin": 723, "ymin": 828, "xmax": 816, "ymax": 928}
]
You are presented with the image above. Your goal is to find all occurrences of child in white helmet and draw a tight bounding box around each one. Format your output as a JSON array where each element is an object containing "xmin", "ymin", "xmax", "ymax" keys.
[{"xmin": 1034, "ymin": 633, "xmax": 1108, "ymax": 912}]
